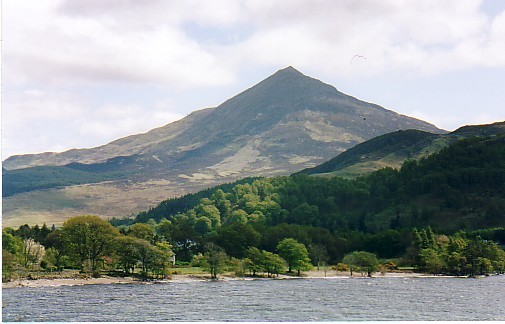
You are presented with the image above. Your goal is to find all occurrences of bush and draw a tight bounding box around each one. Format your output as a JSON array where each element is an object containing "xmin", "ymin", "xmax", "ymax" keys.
[
  {"xmin": 335, "ymin": 263, "xmax": 349, "ymax": 271},
  {"xmin": 191, "ymin": 253, "xmax": 205, "ymax": 267},
  {"xmin": 384, "ymin": 260, "xmax": 398, "ymax": 270},
  {"xmin": 174, "ymin": 261, "xmax": 191, "ymax": 267}
]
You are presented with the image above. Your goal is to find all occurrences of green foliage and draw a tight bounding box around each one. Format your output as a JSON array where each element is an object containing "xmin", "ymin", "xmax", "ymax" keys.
[
  {"xmin": 61, "ymin": 215, "xmax": 120, "ymax": 273},
  {"xmin": 4, "ymin": 216, "xmax": 176, "ymax": 280},
  {"xmin": 342, "ymin": 251, "xmax": 379, "ymax": 277},
  {"xmin": 2, "ymin": 249, "xmax": 20, "ymax": 282},
  {"xmin": 214, "ymin": 223, "xmax": 260, "ymax": 259},
  {"xmin": 194, "ymin": 217, "xmax": 212, "ymax": 235},
  {"xmin": 261, "ymin": 251, "xmax": 286, "ymax": 277},
  {"xmin": 3, "ymin": 228, "xmax": 23, "ymax": 255},
  {"xmin": 125, "ymin": 136, "xmax": 505, "ymax": 269},
  {"xmin": 195, "ymin": 202, "xmax": 221, "ymax": 228},
  {"xmin": 128, "ymin": 136, "xmax": 505, "ymax": 267},
  {"xmin": 202, "ymin": 242, "xmax": 228, "ymax": 279},
  {"xmin": 409, "ymin": 228, "xmax": 505, "ymax": 276},
  {"xmin": 11, "ymin": 223, "xmax": 52, "ymax": 246},
  {"xmin": 128, "ymin": 223, "xmax": 155, "ymax": 243},
  {"xmin": 134, "ymin": 240, "xmax": 172, "ymax": 279},
  {"xmin": 419, "ymin": 249, "xmax": 444, "ymax": 274},
  {"xmin": 245, "ymin": 247, "xmax": 286, "ymax": 277},
  {"xmin": 2, "ymin": 163, "xmax": 132, "ymax": 197},
  {"xmin": 134, "ymin": 177, "xmax": 260, "ymax": 223},
  {"xmin": 276, "ymin": 238, "xmax": 312, "ymax": 275},
  {"xmin": 308, "ymin": 244, "xmax": 329, "ymax": 269},
  {"xmin": 156, "ymin": 219, "xmax": 173, "ymax": 241},
  {"xmin": 246, "ymin": 247, "xmax": 264, "ymax": 276},
  {"xmin": 115, "ymin": 236, "xmax": 141, "ymax": 274}
]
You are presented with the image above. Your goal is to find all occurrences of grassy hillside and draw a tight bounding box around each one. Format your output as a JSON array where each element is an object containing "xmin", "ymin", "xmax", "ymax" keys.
[
  {"xmin": 2, "ymin": 155, "xmax": 139, "ymax": 197},
  {"xmin": 296, "ymin": 129, "xmax": 438, "ymax": 176},
  {"xmin": 297, "ymin": 121, "xmax": 505, "ymax": 178}
]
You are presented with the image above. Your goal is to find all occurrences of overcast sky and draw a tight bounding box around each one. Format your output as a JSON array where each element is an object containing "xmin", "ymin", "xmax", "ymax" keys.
[{"xmin": 2, "ymin": 0, "xmax": 505, "ymax": 159}]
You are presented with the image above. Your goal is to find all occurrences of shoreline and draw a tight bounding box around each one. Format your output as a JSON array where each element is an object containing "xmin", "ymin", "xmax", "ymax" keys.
[{"xmin": 2, "ymin": 270, "xmax": 444, "ymax": 289}]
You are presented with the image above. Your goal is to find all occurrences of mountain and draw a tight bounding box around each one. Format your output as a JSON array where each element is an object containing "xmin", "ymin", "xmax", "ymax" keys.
[
  {"xmin": 297, "ymin": 121, "xmax": 505, "ymax": 177},
  {"xmin": 2, "ymin": 66, "xmax": 444, "ymax": 227}
]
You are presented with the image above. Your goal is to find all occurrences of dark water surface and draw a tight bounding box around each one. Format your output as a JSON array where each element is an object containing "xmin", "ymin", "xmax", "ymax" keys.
[{"xmin": 3, "ymin": 275, "xmax": 505, "ymax": 321}]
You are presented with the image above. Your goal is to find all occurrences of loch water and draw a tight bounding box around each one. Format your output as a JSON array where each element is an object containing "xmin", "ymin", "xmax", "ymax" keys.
[{"xmin": 3, "ymin": 275, "xmax": 505, "ymax": 322}]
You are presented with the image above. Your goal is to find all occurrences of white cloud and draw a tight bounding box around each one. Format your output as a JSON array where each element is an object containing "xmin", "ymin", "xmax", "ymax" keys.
[
  {"xmin": 1, "ymin": 90, "xmax": 183, "ymax": 158},
  {"xmin": 3, "ymin": 0, "xmax": 236, "ymax": 88},
  {"xmin": 2, "ymin": 90, "xmax": 87, "ymax": 158},
  {"xmin": 57, "ymin": 0, "xmax": 244, "ymax": 28},
  {"xmin": 2, "ymin": 0, "xmax": 504, "ymax": 159},
  {"xmin": 483, "ymin": 10, "xmax": 505, "ymax": 66},
  {"xmin": 234, "ymin": 0, "xmax": 503, "ymax": 76},
  {"xmin": 76, "ymin": 103, "xmax": 184, "ymax": 140},
  {"xmin": 5, "ymin": 0, "xmax": 503, "ymax": 86}
]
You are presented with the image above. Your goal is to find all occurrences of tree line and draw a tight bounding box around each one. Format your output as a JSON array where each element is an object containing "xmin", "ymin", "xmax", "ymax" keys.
[
  {"xmin": 3, "ymin": 216, "xmax": 173, "ymax": 281},
  {"xmin": 4, "ymin": 217, "xmax": 505, "ymax": 282}
]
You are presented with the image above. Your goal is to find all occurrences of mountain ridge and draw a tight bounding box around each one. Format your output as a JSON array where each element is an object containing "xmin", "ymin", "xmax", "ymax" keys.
[
  {"xmin": 297, "ymin": 121, "xmax": 505, "ymax": 178},
  {"xmin": 3, "ymin": 66, "xmax": 445, "ymax": 227},
  {"xmin": 3, "ymin": 67, "xmax": 442, "ymax": 170}
]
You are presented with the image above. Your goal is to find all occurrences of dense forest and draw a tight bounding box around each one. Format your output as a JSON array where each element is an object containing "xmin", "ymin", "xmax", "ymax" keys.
[
  {"xmin": 3, "ymin": 135, "xmax": 505, "ymax": 279},
  {"xmin": 131, "ymin": 135, "xmax": 505, "ymax": 232},
  {"xmin": 112, "ymin": 135, "xmax": 505, "ymax": 274}
]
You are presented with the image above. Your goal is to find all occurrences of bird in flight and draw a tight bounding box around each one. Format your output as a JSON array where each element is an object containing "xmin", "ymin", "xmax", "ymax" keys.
[{"xmin": 351, "ymin": 55, "xmax": 366, "ymax": 64}]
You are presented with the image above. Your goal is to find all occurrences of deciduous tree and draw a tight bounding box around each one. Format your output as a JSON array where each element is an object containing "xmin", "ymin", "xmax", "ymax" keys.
[
  {"xmin": 61, "ymin": 215, "xmax": 120, "ymax": 273},
  {"xmin": 276, "ymin": 238, "xmax": 312, "ymax": 275},
  {"xmin": 343, "ymin": 251, "xmax": 379, "ymax": 277},
  {"xmin": 262, "ymin": 250, "xmax": 286, "ymax": 277},
  {"xmin": 21, "ymin": 238, "xmax": 45, "ymax": 269},
  {"xmin": 129, "ymin": 223, "xmax": 155, "ymax": 243},
  {"xmin": 203, "ymin": 242, "xmax": 227, "ymax": 279}
]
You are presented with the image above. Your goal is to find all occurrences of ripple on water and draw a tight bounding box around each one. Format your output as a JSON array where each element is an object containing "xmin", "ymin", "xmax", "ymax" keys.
[{"xmin": 3, "ymin": 275, "xmax": 505, "ymax": 321}]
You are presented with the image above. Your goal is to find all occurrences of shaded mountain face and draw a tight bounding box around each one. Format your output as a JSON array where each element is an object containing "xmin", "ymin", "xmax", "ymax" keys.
[
  {"xmin": 2, "ymin": 66, "xmax": 444, "ymax": 226},
  {"xmin": 297, "ymin": 121, "xmax": 505, "ymax": 178}
]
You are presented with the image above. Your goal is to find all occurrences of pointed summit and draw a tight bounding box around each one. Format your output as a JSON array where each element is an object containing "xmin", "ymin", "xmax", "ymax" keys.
[
  {"xmin": 268, "ymin": 66, "xmax": 310, "ymax": 82},
  {"xmin": 275, "ymin": 65, "xmax": 304, "ymax": 75},
  {"xmin": 209, "ymin": 66, "xmax": 341, "ymax": 128},
  {"xmin": 247, "ymin": 65, "xmax": 340, "ymax": 102},
  {"xmin": 282, "ymin": 65, "xmax": 297, "ymax": 71}
]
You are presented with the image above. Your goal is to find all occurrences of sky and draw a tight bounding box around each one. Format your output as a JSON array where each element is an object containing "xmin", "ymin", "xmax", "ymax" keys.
[{"xmin": 2, "ymin": 0, "xmax": 505, "ymax": 160}]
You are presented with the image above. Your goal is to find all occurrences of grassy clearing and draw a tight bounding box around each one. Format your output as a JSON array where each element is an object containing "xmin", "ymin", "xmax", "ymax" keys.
[
  {"xmin": 171, "ymin": 267, "xmax": 207, "ymax": 275},
  {"xmin": 2, "ymin": 180, "xmax": 187, "ymax": 228}
]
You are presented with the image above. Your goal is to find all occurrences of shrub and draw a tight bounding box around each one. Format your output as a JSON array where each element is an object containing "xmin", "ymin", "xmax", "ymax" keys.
[{"xmin": 336, "ymin": 263, "xmax": 349, "ymax": 271}]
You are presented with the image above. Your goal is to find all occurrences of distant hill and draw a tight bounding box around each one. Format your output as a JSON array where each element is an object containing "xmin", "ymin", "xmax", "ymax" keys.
[
  {"xmin": 297, "ymin": 121, "xmax": 505, "ymax": 178},
  {"xmin": 2, "ymin": 66, "xmax": 443, "ymax": 227}
]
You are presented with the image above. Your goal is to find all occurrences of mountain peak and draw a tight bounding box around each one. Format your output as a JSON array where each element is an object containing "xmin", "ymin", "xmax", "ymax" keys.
[
  {"xmin": 272, "ymin": 66, "xmax": 305, "ymax": 78},
  {"xmin": 279, "ymin": 65, "xmax": 301, "ymax": 73}
]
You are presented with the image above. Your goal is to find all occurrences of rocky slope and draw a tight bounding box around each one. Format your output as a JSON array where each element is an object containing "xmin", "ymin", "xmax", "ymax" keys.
[{"xmin": 2, "ymin": 66, "xmax": 444, "ymax": 226}]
